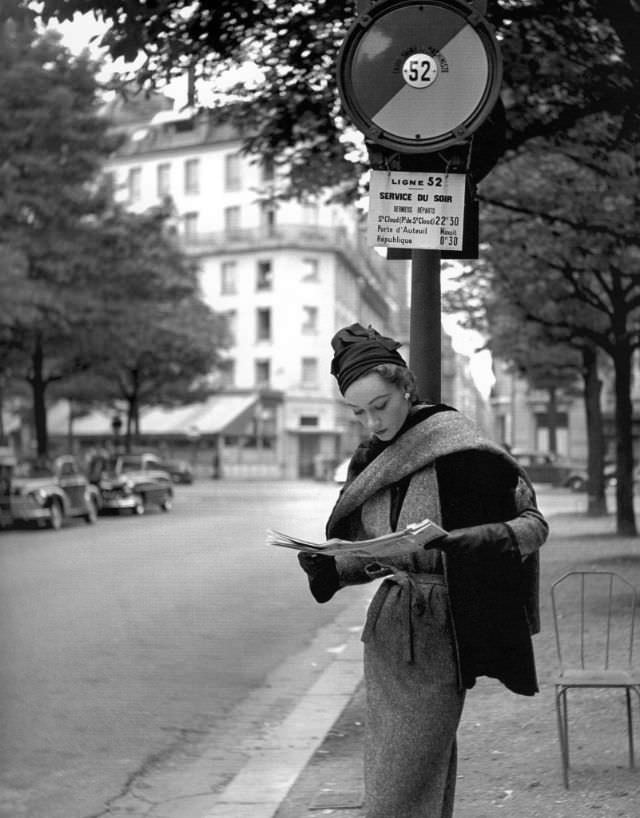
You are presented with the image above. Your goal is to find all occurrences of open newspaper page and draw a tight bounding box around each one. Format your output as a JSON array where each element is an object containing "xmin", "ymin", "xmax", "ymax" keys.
[{"xmin": 266, "ymin": 517, "xmax": 447, "ymax": 560}]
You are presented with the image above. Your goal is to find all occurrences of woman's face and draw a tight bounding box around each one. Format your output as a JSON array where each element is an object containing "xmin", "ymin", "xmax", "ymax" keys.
[{"xmin": 343, "ymin": 371, "xmax": 410, "ymax": 442}]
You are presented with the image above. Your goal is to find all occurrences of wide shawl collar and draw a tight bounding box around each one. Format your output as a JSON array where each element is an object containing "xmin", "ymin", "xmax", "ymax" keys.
[{"xmin": 326, "ymin": 409, "xmax": 520, "ymax": 537}]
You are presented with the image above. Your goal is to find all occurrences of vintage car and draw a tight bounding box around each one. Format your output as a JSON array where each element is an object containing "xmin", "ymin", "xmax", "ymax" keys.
[
  {"xmin": 563, "ymin": 462, "xmax": 617, "ymax": 492},
  {"xmin": 88, "ymin": 452, "xmax": 173, "ymax": 515},
  {"xmin": 0, "ymin": 455, "xmax": 101, "ymax": 530},
  {"xmin": 511, "ymin": 450, "xmax": 574, "ymax": 486},
  {"xmin": 158, "ymin": 458, "xmax": 194, "ymax": 485}
]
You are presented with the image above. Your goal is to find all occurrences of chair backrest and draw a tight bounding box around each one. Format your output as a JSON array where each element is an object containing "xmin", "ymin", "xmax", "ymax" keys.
[{"xmin": 550, "ymin": 571, "xmax": 638, "ymax": 673}]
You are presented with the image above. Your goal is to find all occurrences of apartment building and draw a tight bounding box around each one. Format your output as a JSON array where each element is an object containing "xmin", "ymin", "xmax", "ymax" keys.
[{"xmin": 97, "ymin": 98, "xmax": 407, "ymax": 478}]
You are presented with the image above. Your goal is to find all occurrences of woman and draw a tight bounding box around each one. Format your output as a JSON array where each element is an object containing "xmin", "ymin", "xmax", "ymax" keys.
[{"xmin": 298, "ymin": 323, "xmax": 548, "ymax": 818}]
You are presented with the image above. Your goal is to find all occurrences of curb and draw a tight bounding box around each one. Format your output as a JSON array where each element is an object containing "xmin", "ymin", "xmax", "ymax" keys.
[{"xmin": 202, "ymin": 602, "xmax": 366, "ymax": 818}]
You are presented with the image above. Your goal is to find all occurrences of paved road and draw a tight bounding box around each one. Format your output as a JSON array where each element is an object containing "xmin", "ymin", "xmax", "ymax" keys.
[
  {"xmin": 0, "ymin": 479, "xmax": 358, "ymax": 818},
  {"xmin": 0, "ymin": 480, "xmax": 590, "ymax": 818}
]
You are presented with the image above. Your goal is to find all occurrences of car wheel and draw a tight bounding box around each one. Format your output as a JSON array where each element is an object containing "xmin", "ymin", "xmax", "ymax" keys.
[
  {"xmin": 568, "ymin": 476, "xmax": 585, "ymax": 492},
  {"xmin": 160, "ymin": 494, "xmax": 172, "ymax": 512},
  {"xmin": 84, "ymin": 499, "xmax": 98, "ymax": 524},
  {"xmin": 132, "ymin": 496, "xmax": 145, "ymax": 515},
  {"xmin": 48, "ymin": 500, "xmax": 64, "ymax": 530}
]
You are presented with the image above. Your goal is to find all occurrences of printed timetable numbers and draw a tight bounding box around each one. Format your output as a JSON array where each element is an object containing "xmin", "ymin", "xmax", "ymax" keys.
[{"xmin": 367, "ymin": 170, "xmax": 466, "ymax": 251}]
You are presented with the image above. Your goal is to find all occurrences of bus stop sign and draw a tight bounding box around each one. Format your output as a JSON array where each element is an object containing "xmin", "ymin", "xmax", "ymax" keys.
[{"xmin": 337, "ymin": 0, "xmax": 502, "ymax": 153}]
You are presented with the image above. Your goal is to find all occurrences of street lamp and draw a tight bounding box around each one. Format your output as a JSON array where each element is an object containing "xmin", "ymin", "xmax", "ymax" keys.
[{"xmin": 111, "ymin": 414, "xmax": 123, "ymax": 451}]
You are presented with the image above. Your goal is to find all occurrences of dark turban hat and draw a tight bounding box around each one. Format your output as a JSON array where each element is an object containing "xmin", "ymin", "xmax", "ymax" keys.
[{"xmin": 330, "ymin": 323, "xmax": 407, "ymax": 395}]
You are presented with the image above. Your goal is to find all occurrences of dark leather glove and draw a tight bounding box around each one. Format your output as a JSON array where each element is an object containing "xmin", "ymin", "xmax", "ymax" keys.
[
  {"xmin": 435, "ymin": 522, "xmax": 518, "ymax": 561},
  {"xmin": 297, "ymin": 552, "xmax": 340, "ymax": 603}
]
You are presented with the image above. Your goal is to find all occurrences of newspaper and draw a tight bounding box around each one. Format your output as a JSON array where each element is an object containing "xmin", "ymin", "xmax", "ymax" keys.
[{"xmin": 266, "ymin": 517, "xmax": 447, "ymax": 559}]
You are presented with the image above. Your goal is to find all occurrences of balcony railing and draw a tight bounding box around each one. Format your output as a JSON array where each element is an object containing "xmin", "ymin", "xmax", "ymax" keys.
[
  {"xmin": 177, "ymin": 223, "xmax": 392, "ymax": 294},
  {"xmin": 180, "ymin": 223, "xmax": 341, "ymax": 251}
]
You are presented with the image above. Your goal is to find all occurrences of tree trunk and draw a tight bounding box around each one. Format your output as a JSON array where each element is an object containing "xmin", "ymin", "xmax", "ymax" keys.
[
  {"xmin": 125, "ymin": 392, "xmax": 140, "ymax": 454},
  {"xmin": 582, "ymin": 343, "xmax": 607, "ymax": 516},
  {"xmin": 546, "ymin": 385, "xmax": 558, "ymax": 454},
  {"xmin": 125, "ymin": 400, "xmax": 133, "ymax": 454},
  {"xmin": 613, "ymin": 341, "xmax": 637, "ymax": 535},
  {"xmin": 31, "ymin": 334, "xmax": 49, "ymax": 457},
  {"xmin": 0, "ymin": 382, "xmax": 5, "ymax": 443}
]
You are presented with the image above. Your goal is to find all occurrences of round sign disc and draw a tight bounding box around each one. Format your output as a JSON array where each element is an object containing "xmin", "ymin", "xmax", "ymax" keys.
[{"xmin": 337, "ymin": 0, "xmax": 502, "ymax": 152}]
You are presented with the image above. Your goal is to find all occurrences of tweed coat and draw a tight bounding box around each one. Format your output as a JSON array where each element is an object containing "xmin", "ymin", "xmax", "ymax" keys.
[{"xmin": 326, "ymin": 405, "xmax": 549, "ymax": 695}]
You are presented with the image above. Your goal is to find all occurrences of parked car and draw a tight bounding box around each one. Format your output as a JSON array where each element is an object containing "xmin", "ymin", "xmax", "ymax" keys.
[
  {"xmin": 511, "ymin": 450, "xmax": 573, "ymax": 486},
  {"xmin": 158, "ymin": 458, "xmax": 194, "ymax": 484},
  {"xmin": 563, "ymin": 462, "xmax": 617, "ymax": 492},
  {"xmin": 88, "ymin": 452, "xmax": 173, "ymax": 515},
  {"xmin": 0, "ymin": 455, "xmax": 100, "ymax": 530}
]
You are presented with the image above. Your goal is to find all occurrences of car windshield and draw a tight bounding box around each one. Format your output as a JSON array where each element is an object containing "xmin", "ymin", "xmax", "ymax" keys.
[
  {"xmin": 120, "ymin": 457, "xmax": 143, "ymax": 472},
  {"xmin": 14, "ymin": 460, "xmax": 54, "ymax": 479}
]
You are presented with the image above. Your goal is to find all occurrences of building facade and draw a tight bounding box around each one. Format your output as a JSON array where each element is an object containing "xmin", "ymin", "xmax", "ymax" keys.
[
  {"xmin": 490, "ymin": 353, "xmax": 640, "ymax": 467},
  {"xmin": 29, "ymin": 97, "xmax": 495, "ymax": 478},
  {"xmin": 97, "ymin": 100, "xmax": 407, "ymax": 478}
]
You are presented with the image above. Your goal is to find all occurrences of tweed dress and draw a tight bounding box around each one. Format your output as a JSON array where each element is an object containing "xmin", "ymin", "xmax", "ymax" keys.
[{"xmin": 325, "ymin": 408, "xmax": 547, "ymax": 818}]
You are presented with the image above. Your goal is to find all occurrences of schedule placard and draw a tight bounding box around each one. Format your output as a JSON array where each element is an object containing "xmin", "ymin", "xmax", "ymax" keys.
[{"xmin": 367, "ymin": 170, "xmax": 466, "ymax": 251}]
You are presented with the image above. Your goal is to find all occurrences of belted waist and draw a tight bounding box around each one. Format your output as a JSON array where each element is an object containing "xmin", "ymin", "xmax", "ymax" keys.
[{"xmin": 362, "ymin": 570, "xmax": 447, "ymax": 663}]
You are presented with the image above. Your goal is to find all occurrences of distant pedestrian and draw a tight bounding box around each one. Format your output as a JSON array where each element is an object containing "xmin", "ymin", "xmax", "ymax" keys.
[
  {"xmin": 297, "ymin": 323, "xmax": 549, "ymax": 818},
  {"xmin": 211, "ymin": 450, "xmax": 220, "ymax": 479}
]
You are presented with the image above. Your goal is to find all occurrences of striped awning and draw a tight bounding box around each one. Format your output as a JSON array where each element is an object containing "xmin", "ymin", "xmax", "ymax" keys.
[{"xmin": 47, "ymin": 393, "xmax": 260, "ymax": 438}]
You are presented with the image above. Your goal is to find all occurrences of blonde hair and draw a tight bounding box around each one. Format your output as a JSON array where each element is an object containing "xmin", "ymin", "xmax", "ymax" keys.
[{"xmin": 371, "ymin": 364, "xmax": 419, "ymax": 404}]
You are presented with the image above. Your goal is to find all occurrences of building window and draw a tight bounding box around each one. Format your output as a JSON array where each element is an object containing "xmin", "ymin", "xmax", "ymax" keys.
[
  {"xmin": 301, "ymin": 258, "xmax": 319, "ymax": 282},
  {"xmin": 299, "ymin": 415, "xmax": 319, "ymax": 427},
  {"xmin": 535, "ymin": 411, "xmax": 569, "ymax": 455},
  {"xmin": 183, "ymin": 212, "xmax": 198, "ymax": 238},
  {"xmin": 128, "ymin": 167, "xmax": 142, "ymax": 202},
  {"xmin": 157, "ymin": 163, "xmax": 170, "ymax": 197},
  {"xmin": 220, "ymin": 358, "xmax": 236, "ymax": 387},
  {"xmin": 256, "ymin": 308, "xmax": 271, "ymax": 341},
  {"xmin": 302, "ymin": 202, "xmax": 319, "ymax": 225},
  {"xmin": 220, "ymin": 261, "xmax": 237, "ymax": 295},
  {"xmin": 223, "ymin": 309, "xmax": 237, "ymax": 345},
  {"xmin": 184, "ymin": 158, "xmax": 200, "ymax": 194},
  {"xmin": 260, "ymin": 201, "xmax": 277, "ymax": 234},
  {"xmin": 301, "ymin": 357, "xmax": 319, "ymax": 387},
  {"xmin": 262, "ymin": 156, "xmax": 275, "ymax": 182},
  {"xmin": 103, "ymin": 170, "xmax": 115, "ymax": 193},
  {"xmin": 301, "ymin": 306, "xmax": 318, "ymax": 334},
  {"xmin": 224, "ymin": 206, "xmax": 241, "ymax": 234},
  {"xmin": 255, "ymin": 359, "xmax": 271, "ymax": 388},
  {"xmin": 256, "ymin": 260, "xmax": 273, "ymax": 291},
  {"xmin": 225, "ymin": 153, "xmax": 242, "ymax": 191}
]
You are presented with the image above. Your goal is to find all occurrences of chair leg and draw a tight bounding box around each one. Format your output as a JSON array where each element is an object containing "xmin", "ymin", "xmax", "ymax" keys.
[
  {"xmin": 626, "ymin": 688, "xmax": 635, "ymax": 769},
  {"xmin": 555, "ymin": 686, "xmax": 570, "ymax": 788}
]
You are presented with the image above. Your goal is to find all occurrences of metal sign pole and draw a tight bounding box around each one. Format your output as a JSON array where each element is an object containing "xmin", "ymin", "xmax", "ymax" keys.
[
  {"xmin": 338, "ymin": 0, "xmax": 502, "ymax": 405},
  {"xmin": 410, "ymin": 250, "xmax": 441, "ymax": 403}
]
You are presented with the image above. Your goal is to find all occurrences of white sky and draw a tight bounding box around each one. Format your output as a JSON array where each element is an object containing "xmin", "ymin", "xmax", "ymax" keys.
[{"xmin": 51, "ymin": 11, "xmax": 495, "ymax": 399}]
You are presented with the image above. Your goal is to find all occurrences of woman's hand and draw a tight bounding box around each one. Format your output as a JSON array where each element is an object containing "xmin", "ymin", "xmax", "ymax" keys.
[
  {"xmin": 433, "ymin": 522, "xmax": 517, "ymax": 560},
  {"xmin": 297, "ymin": 552, "xmax": 340, "ymax": 603}
]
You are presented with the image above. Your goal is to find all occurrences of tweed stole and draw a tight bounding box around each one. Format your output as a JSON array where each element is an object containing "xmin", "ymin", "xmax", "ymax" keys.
[
  {"xmin": 327, "ymin": 409, "xmax": 500, "ymax": 540},
  {"xmin": 361, "ymin": 467, "xmax": 441, "ymax": 537}
]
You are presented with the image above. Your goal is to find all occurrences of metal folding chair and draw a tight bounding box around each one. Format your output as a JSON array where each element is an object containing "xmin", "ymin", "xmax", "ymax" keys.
[{"xmin": 551, "ymin": 570, "xmax": 640, "ymax": 788}]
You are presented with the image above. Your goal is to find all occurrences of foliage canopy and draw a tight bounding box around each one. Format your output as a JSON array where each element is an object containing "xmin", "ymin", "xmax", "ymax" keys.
[{"xmin": 34, "ymin": 0, "xmax": 640, "ymax": 198}]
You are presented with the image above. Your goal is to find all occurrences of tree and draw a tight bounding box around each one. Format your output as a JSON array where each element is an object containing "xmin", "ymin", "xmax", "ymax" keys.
[
  {"xmin": 0, "ymin": 17, "xmax": 120, "ymax": 455},
  {"xmin": 74, "ymin": 204, "xmax": 229, "ymax": 452},
  {"xmin": 455, "ymin": 133, "xmax": 640, "ymax": 534},
  {"xmin": 35, "ymin": 1, "xmax": 640, "ymax": 198},
  {"xmin": 0, "ymin": 17, "xmax": 228, "ymax": 456},
  {"xmin": 445, "ymin": 275, "xmax": 609, "ymax": 516}
]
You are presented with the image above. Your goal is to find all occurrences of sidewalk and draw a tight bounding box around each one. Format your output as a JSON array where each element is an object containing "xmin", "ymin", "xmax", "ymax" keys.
[{"xmin": 270, "ymin": 508, "xmax": 640, "ymax": 818}]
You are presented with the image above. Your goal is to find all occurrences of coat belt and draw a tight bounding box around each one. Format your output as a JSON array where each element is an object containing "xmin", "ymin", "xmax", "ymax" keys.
[{"xmin": 362, "ymin": 571, "xmax": 445, "ymax": 664}]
